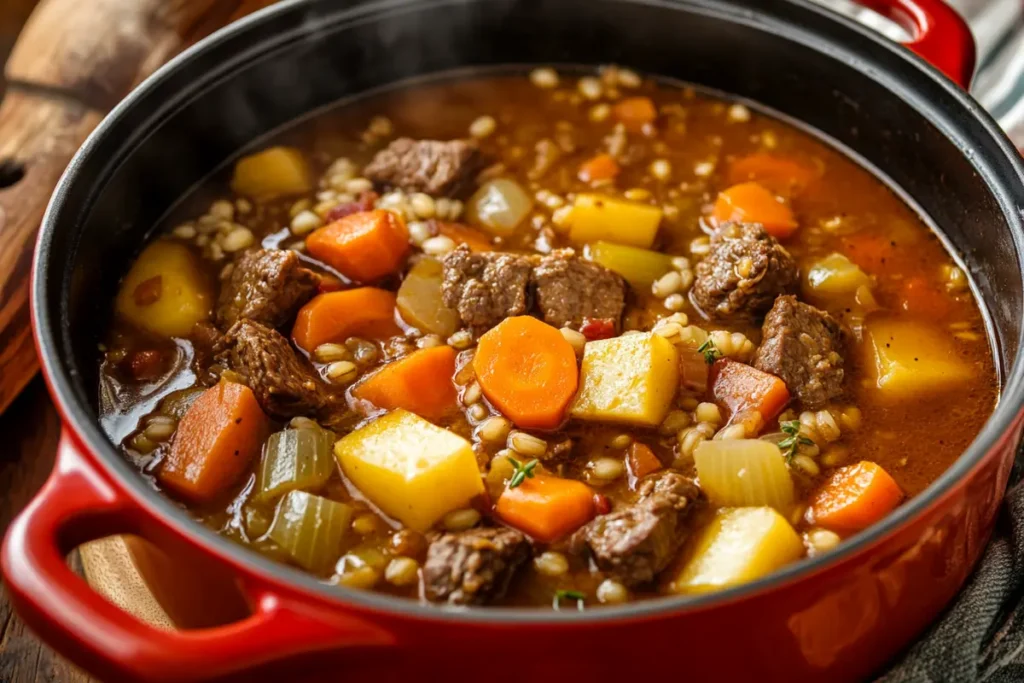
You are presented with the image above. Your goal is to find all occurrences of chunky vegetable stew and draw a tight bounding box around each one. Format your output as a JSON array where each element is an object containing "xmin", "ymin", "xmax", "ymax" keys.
[{"xmin": 99, "ymin": 67, "xmax": 997, "ymax": 608}]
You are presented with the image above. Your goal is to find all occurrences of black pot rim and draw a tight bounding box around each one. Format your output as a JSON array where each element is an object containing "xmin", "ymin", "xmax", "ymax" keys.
[{"xmin": 32, "ymin": 0, "xmax": 1024, "ymax": 625}]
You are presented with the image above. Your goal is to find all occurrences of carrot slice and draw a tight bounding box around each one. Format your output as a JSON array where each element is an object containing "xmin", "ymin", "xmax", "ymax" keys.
[
  {"xmin": 808, "ymin": 461, "xmax": 904, "ymax": 532},
  {"xmin": 473, "ymin": 316, "xmax": 578, "ymax": 430},
  {"xmin": 626, "ymin": 442, "xmax": 663, "ymax": 487},
  {"xmin": 495, "ymin": 475, "xmax": 596, "ymax": 542},
  {"xmin": 899, "ymin": 276, "xmax": 952, "ymax": 318},
  {"xmin": 612, "ymin": 96, "xmax": 658, "ymax": 132},
  {"xmin": 728, "ymin": 153, "xmax": 819, "ymax": 196},
  {"xmin": 578, "ymin": 153, "xmax": 621, "ymax": 183},
  {"xmin": 292, "ymin": 288, "xmax": 401, "ymax": 352},
  {"xmin": 306, "ymin": 209, "xmax": 409, "ymax": 282},
  {"xmin": 712, "ymin": 182, "xmax": 798, "ymax": 238},
  {"xmin": 159, "ymin": 381, "xmax": 269, "ymax": 502},
  {"xmin": 710, "ymin": 359, "xmax": 790, "ymax": 423},
  {"xmin": 352, "ymin": 346, "xmax": 458, "ymax": 420},
  {"xmin": 435, "ymin": 222, "xmax": 493, "ymax": 253}
]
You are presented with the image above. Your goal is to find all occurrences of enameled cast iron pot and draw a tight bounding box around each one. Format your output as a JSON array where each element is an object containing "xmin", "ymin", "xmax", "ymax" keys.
[{"xmin": 4, "ymin": 0, "xmax": 1024, "ymax": 681}]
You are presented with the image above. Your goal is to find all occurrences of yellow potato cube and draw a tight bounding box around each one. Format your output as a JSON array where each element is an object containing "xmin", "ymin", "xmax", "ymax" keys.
[
  {"xmin": 804, "ymin": 253, "xmax": 872, "ymax": 296},
  {"xmin": 568, "ymin": 194, "xmax": 663, "ymax": 248},
  {"xmin": 587, "ymin": 241, "xmax": 674, "ymax": 288},
  {"xmin": 231, "ymin": 146, "xmax": 312, "ymax": 200},
  {"xmin": 570, "ymin": 332, "xmax": 679, "ymax": 427},
  {"xmin": 670, "ymin": 507, "xmax": 803, "ymax": 594},
  {"xmin": 115, "ymin": 240, "xmax": 212, "ymax": 338},
  {"xmin": 334, "ymin": 409, "xmax": 484, "ymax": 531},
  {"xmin": 866, "ymin": 318, "xmax": 972, "ymax": 398}
]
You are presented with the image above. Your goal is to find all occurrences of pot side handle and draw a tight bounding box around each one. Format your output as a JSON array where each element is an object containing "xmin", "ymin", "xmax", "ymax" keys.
[
  {"xmin": 852, "ymin": 0, "xmax": 976, "ymax": 88},
  {"xmin": 1, "ymin": 432, "xmax": 393, "ymax": 683}
]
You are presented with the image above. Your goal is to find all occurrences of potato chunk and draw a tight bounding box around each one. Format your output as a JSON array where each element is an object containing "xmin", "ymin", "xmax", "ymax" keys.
[
  {"xmin": 570, "ymin": 332, "xmax": 679, "ymax": 427},
  {"xmin": 568, "ymin": 194, "xmax": 663, "ymax": 248},
  {"xmin": 586, "ymin": 241, "xmax": 674, "ymax": 288},
  {"xmin": 866, "ymin": 318, "xmax": 972, "ymax": 397},
  {"xmin": 334, "ymin": 409, "xmax": 484, "ymax": 531},
  {"xmin": 231, "ymin": 146, "xmax": 312, "ymax": 200},
  {"xmin": 115, "ymin": 240, "xmax": 212, "ymax": 338},
  {"xmin": 670, "ymin": 507, "xmax": 803, "ymax": 594},
  {"xmin": 396, "ymin": 258, "xmax": 459, "ymax": 337}
]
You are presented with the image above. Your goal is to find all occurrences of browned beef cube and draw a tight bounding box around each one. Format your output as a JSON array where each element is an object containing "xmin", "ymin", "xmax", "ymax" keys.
[
  {"xmin": 533, "ymin": 249, "xmax": 626, "ymax": 330},
  {"xmin": 216, "ymin": 249, "xmax": 319, "ymax": 329},
  {"xmin": 691, "ymin": 222, "xmax": 799, "ymax": 319},
  {"xmin": 441, "ymin": 245, "xmax": 533, "ymax": 335},
  {"xmin": 571, "ymin": 472, "xmax": 701, "ymax": 587},
  {"xmin": 754, "ymin": 295, "xmax": 845, "ymax": 409},
  {"xmin": 216, "ymin": 319, "xmax": 334, "ymax": 419},
  {"xmin": 423, "ymin": 527, "xmax": 531, "ymax": 605},
  {"xmin": 363, "ymin": 138, "xmax": 484, "ymax": 197}
]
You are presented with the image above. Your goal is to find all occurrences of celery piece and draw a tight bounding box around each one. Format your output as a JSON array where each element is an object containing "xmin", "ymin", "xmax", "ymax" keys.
[
  {"xmin": 253, "ymin": 427, "xmax": 335, "ymax": 503},
  {"xmin": 268, "ymin": 490, "xmax": 353, "ymax": 573}
]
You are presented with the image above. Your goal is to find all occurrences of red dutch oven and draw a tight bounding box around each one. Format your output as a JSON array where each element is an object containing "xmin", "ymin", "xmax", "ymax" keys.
[{"xmin": 4, "ymin": 0, "xmax": 1024, "ymax": 681}]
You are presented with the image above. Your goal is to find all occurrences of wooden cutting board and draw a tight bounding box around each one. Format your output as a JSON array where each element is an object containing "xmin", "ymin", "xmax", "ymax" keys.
[{"xmin": 0, "ymin": 0, "xmax": 280, "ymax": 415}]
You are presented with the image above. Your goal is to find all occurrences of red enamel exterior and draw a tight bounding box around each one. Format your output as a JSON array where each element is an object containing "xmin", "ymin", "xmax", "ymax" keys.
[
  {"xmin": 855, "ymin": 0, "xmax": 976, "ymax": 87},
  {"xmin": 1, "ymin": 1, "xmax": 1009, "ymax": 682}
]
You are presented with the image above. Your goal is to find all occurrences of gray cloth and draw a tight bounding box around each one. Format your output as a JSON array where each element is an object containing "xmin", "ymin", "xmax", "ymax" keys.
[{"xmin": 878, "ymin": 468, "xmax": 1024, "ymax": 682}]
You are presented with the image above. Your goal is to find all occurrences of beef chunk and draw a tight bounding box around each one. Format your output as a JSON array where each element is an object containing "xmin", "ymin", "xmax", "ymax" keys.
[
  {"xmin": 754, "ymin": 295, "xmax": 845, "ymax": 409},
  {"xmin": 533, "ymin": 249, "xmax": 626, "ymax": 330},
  {"xmin": 441, "ymin": 245, "xmax": 533, "ymax": 335},
  {"xmin": 691, "ymin": 222, "xmax": 798, "ymax": 319},
  {"xmin": 216, "ymin": 319, "xmax": 335, "ymax": 419},
  {"xmin": 363, "ymin": 138, "xmax": 484, "ymax": 197},
  {"xmin": 423, "ymin": 527, "xmax": 531, "ymax": 605},
  {"xmin": 572, "ymin": 472, "xmax": 701, "ymax": 587},
  {"xmin": 217, "ymin": 249, "xmax": 319, "ymax": 329}
]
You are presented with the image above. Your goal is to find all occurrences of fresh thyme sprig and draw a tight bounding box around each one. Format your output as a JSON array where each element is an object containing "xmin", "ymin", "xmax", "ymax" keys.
[
  {"xmin": 507, "ymin": 456, "xmax": 539, "ymax": 489},
  {"xmin": 778, "ymin": 420, "xmax": 815, "ymax": 461},
  {"xmin": 697, "ymin": 337, "xmax": 723, "ymax": 365}
]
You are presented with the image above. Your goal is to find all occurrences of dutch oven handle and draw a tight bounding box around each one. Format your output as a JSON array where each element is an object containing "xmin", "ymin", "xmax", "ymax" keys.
[
  {"xmin": 1, "ymin": 431, "xmax": 394, "ymax": 683},
  {"xmin": 853, "ymin": 0, "xmax": 976, "ymax": 88}
]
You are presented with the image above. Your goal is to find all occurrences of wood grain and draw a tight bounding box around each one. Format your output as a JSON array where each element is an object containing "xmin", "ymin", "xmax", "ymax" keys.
[
  {"xmin": 0, "ymin": 0, "xmax": 279, "ymax": 415},
  {"xmin": 0, "ymin": 379, "xmax": 91, "ymax": 683},
  {"xmin": 0, "ymin": 1, "xmax": 279, "ymax": 680}
]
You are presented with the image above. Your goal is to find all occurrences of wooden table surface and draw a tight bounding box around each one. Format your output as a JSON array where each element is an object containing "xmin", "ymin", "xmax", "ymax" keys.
[
  {"xmin": 0, "ymin": 1, "xmax": 276, "ymax": 680},
  {"xmin": 0, "ymin": 1, "xmax": 90, "ymax": 678}
]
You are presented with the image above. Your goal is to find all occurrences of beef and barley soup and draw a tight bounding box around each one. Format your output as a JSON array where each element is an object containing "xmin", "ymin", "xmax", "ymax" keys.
[{"xmin": 99, "ymin": 68, "xmax": 997, "ymax": 608}]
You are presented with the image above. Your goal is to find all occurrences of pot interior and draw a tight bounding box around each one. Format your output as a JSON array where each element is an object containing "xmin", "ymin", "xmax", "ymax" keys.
[{"xmin": 35, "ymin": 0, "xmax": 1024, "ymax": 614}]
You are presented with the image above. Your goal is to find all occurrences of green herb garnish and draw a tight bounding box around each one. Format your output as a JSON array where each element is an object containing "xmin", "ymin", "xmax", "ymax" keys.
[
  {"xmin": 777, "ymin": 420, "xmax": 815, "ymax": 462},
  {"xmin": 697, "ymin": 337, "xmax": 723, "ymax": 365},
  {"xmin": 507, "ymin": 456, "xmax": 539, "ymax": 489},
  {"xmin": 553, "ymin": 589, "xmax": 586, "ymax": 611}
]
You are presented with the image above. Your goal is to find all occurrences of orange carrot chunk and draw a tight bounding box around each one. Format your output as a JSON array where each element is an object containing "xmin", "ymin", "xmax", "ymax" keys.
[
  {"xmin": 899, "ymin": 276, "xmax": 952, "ymax": 318},
  {"xmin": 496, "ymin": 475, "xmax": 596, "ymax": 542},
  {"xmin": 841, "ymin": 232, "xmax": 897, "ymax": 274},
  {"xmin": 626, "ymin": 442, "xmax": 663, "ymax": 487},
  {"xmin": 292, "ymin": 288, "xmax": 401, "ymax": 352},
  {"xmin": 473, "ymin": 316, "xmax": 579, "ymax": 430},
  {"xmin": 808, "ymin": 461, "xmax": 904, "ymax": 532},
  {"xmin": 306, "ymin": 209, "xmax": 409, "ymax": 282},
  {"xmin": 435, "ymin": 222, "xmax": 494, "ymax": 253},
  {"xmin": 159, "ymin": 381, "xmax": 269, "ymax": 502},
  {"xmin": 612, "ymin": 97, "xmax": 658, "ymax": 132},
  {"xmin": 712, "ymin": 182, "xmax": 798, "ymax": 239},
  {"xmin": 578, "ymin": 153, "xmax": 621, "ymax": 183},
  {"xmin": 711, "ymin": 359, "xmax": 790, "ymax": 423},
  {"xmin": 728, "ymin": 153, "xmax": 820, "ymax": 196},
  {"xmin": 352, "ymin": 346, "xmax": 458, "ymax": 420}
]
